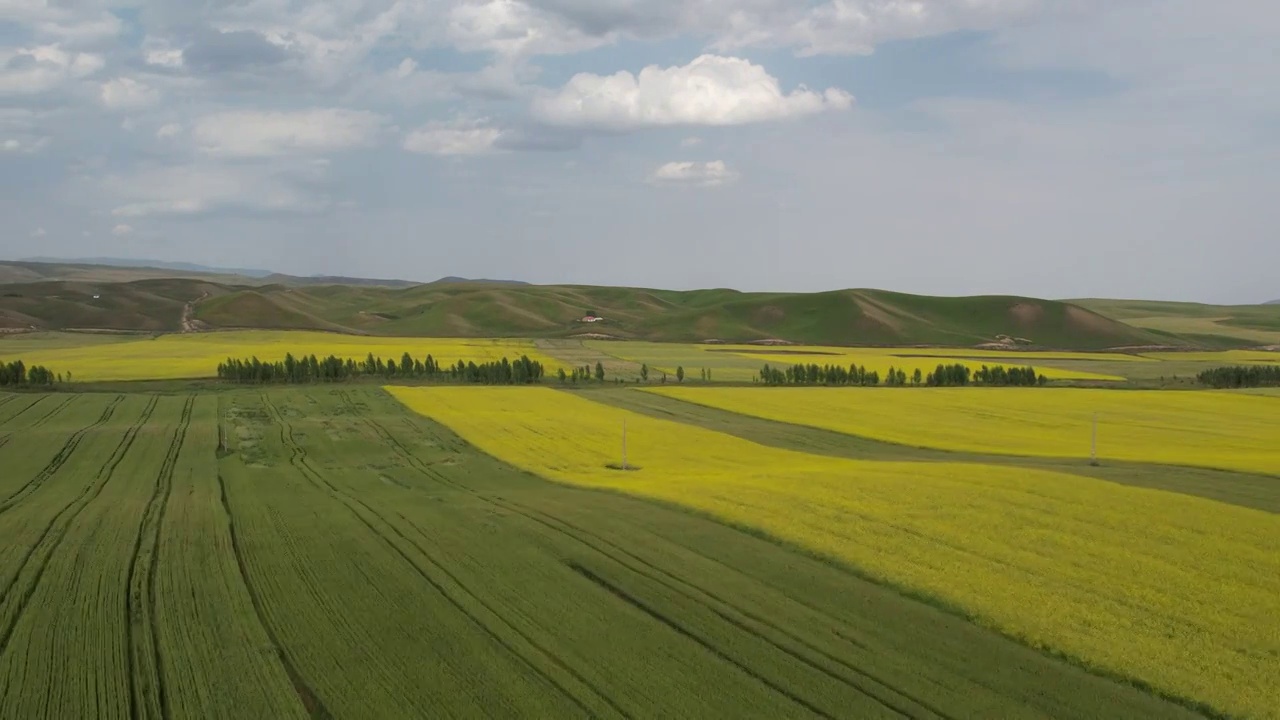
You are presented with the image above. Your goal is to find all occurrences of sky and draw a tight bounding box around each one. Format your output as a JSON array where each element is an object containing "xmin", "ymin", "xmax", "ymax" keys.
[{"xmin": 2, "ymin": 1, "xmax": 1277, "ymax": 304}]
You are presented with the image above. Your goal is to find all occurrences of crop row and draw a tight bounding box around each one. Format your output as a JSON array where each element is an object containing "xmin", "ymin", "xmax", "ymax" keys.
[{"xmin": 390, "ymin": 385, "xmax": 1280, "ymax": 719}]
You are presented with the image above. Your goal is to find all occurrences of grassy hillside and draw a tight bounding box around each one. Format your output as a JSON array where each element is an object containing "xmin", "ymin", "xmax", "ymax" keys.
[
  {"xmin": 1075, "ymin": 298, "xmax": 1280, "ymax": 347},
  {"xmin": 0, "ymin": 273, "xmax": 1208, "ymax": 348}
]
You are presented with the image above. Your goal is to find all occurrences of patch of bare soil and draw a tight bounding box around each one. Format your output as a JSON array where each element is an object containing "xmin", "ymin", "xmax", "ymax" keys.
[
  {"xmin": 571, "ymin": 332, "xmax": 619, "ymax": 340},
  {"xmin": 1010, "ymin": 302, "xmax": 1044, "ymax": 325},
  {"xmin": 753, "ymin": 305, "xmax": 786, "ymax": 324},
  {"xmin": 181, "ymin": 292, "xmax": 210, "ymax": 332},
  {"xmin": 854, "ymin": 299, "xmax": 905, "ymax": 333},
  {"xmin": 1104, "ymin": 345, "xmax": 1184, "ymax": 352},
  {"xmin": 1063, "ymin": 305, "xmax": 1116, "ymax": 333},
  {"xmin": 743, "ymin": 338, "xmax": 797, "ymax": 346}
]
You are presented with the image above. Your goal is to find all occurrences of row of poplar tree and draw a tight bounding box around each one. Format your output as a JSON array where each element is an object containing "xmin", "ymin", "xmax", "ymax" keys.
[
  {"xmin": 0, "ymin": 360, "xmax": 57, "ymax": 386},
  {"xmin": 1197, "ymin": 364, "xmax": 1280, "ymax": 388},
  {"xmin": 760, "ymin": 362, "xmax": 1046, "ymax": 387},
  {"xmin": 215, "ymin": 352, "xmax": 546, "ymax": 385}
]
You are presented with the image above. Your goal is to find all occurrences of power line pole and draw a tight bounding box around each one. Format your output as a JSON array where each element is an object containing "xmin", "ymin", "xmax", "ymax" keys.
[{"xmin": 1090, "ymin": 412, "xmax": 1098, "ymax": 465}]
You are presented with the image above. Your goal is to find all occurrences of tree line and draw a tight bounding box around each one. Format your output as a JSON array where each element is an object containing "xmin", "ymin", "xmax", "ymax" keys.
[
  {"xmin": 1197, "ymin": 364, "xmax": 1280, "ymax": 388},
  {"xmin": 0, "ymin": 360, "xmax": 58, "ymax": 387},
  {"xmin": 216, "ymin": 352, "xmax": 546, "ymax": 385},
  {"xmin": 557, "ymin": 363, "xmax": 606, "ymax": 384},
  {"xmin": 760, "ymin": 362, "xmax": 1046, "ymax": 387}
]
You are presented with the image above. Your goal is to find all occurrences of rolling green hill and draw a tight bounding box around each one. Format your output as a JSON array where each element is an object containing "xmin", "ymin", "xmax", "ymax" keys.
[
  {"xmin": 1072, "ymin": 298, "xmax": 1280, "ymax": 348},
  {"xmin": 0, "ymin": 273, "xmax": 1195, "ymax": 349}
]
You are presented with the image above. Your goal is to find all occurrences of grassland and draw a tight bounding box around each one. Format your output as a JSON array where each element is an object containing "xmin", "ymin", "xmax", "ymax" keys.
[
  {"xmin": 0, "ymin": 387, "xmax": 1207, "ymax": 719},
  {"xmin": 0, "ymin": 331, "xmax": 562, "ymax": 382},
  {"xmin": 647, "ymin": 386, "xmax": 1280, "ymax": 476},
  {"xmin": 391, "ymin": 386, "xmax": 1280, "ymax": 718}
]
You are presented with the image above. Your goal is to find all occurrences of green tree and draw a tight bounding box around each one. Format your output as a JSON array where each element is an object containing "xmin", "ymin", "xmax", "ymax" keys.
[
  {"xmin": 676, "ymin": 366, "xmax": 684, "ymax": 383},
  {"xmin": 640, "ymin": 363, "xmax": 649, "ymax": 382},
  {"xmin": 595, "ymin": 361, "xmax": 605, "ymax": 383}
]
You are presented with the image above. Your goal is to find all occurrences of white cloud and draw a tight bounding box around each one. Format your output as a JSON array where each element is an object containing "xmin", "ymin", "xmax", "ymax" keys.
[
  {"xmin": 648, "ymin": 160, "xmax": 739, "ymax": 187},
  {"xmin": 447, "ymin": 0, "xmax": 608, "ymax": 56},
  {"xmin": 531, "ymin": 54, "xmax": 852, "ymax": 129},
  {"xmin": 0, "ymin": 44, "xmax": 104, "ymax": 95},
  {"xmin": 31, "ymin": 227, "xmax": 47, "ymax": 237},
  {"xmin": 145, "ymin": 48, "xmax": 185, "ymax": 70},
  {"xmin": 680, "ymin": 136, "xmax": 703, "ymax": 147},
  {"xmin": 191, "ymin": 108, "xmax": 385, "ymax": 158},
  {"xmin": 106, "ymin": 161, "xmax": 333, "ymax": 218},
  {"xmin": 156, "ymin": 123, "xmax": 183, "ymax": 140},
  {"xmin": 100, "ymin": 77, "xmax": 160, "ymax": 110},
  {"xmin": 396, "ymin": 58, "xmax": 418, "ymax": 78},
  {"xmin": 111, "ymin": 224, "xmax": 134, "ymax": 236},
  {"xmin": 765, "ymin": 0, "xmax": 1043, "ymax": 56},
  {"xmin": 5, "ymin": 1, "xmax": 123, "ymax": 43},
  {"xmin": 404, "ymin": 121, "xmax": 504, "ymax": 155},
  {"xmin": 2, "ymin": 135, "xmax": 50, "ymax": 153}
]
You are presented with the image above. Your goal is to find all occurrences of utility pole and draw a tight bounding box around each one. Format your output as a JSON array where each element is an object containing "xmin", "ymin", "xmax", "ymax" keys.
[{"xmin": 1090, "ymin": 412, "xmax": 1098, "ymax": 466}]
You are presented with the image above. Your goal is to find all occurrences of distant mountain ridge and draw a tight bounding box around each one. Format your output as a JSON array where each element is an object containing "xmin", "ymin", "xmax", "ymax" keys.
[
  {"xmin": 20, "ymin": 256, "xmax": 274, "ymax": 278},
  {"xmin": 4, "ymin": 258, "xmax": 525, "ymax": 289}
]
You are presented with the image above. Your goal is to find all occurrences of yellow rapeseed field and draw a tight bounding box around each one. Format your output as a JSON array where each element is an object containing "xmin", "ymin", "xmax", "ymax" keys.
[
  {"xmin": 729, "ymin": 351, "xmax": 1126, "ymax": 381},
  {"xmin": 588, "ymin": 341, "xmax": 1129, "ymax": 382},
  {"xmin": 0, "ymin": 331, "xmax": 561, "ymax": 382},
  {"xmin": 711, "ymin": 343, "xmax": 1153, "ymax": 362},
  {"xmin": 388, "ymin": 386, "xmax": 1280, "ymax": 719},
  {"xmin": 648, "ymin": 386, "xmax": 1280, "ymax": 476}
]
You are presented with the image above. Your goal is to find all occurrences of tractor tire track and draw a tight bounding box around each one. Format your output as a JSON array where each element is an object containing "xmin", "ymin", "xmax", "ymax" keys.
[
  {"xmin": 387, "ymin": 506, "xmax": 633, "ymax": 719},
  {"xmin": 125, "ymin": 395, "xmax": 194, "ymax": 720},
  {"xmin": 355, "ymin": 392, "xmax": 936, "ymax": 718},
  {"xmin": 568, "ymin": 562, "xmax": 839, "ymax": 720},
  {"xmin": 0, "ymin": 396, "xmax": 157, "ymax": 659},
  {"xmin": 0, "ymin": 395, "xmax": 124, "ymax": 516},
  {"xmin": 264, "ymin": 393, "xmax": 606, "ymax": 719},
  {"xmin": 0, "ymin": 395, "xmax": 46, "ymax": 425},
  {"xmin": 215, "ymin": 469, "xmax": 333, "ymax": 720},
  {"xmin": 496, "ymin": 501, "xmax": 945, "ymax": 720},
  {"xmin": 26, "ymin": 395, "xmax": 76, "ymax": 430}
]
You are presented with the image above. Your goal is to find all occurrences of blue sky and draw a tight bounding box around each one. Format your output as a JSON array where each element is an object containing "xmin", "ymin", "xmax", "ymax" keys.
[{"xmin": 3, "ymin": 1, "xmax": 1277, "ymax": 303}]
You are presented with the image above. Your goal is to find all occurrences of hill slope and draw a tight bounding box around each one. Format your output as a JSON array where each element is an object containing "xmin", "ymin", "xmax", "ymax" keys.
[
  {"xmin": 1073, "ymin": 298, "xmax": 1280, "ymax": 348},
  {"xmin": 0, "ymin": 276, "xmax": 1187, "ymax": 349}
]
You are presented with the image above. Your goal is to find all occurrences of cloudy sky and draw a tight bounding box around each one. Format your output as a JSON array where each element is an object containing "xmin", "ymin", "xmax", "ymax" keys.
[{"xmin": 3, "ymin": 1, "xmax": 1276, "ymax": 303}]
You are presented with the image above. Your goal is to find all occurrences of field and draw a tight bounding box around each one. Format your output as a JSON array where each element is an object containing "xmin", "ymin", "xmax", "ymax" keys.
[
  {"xmin": 0, "ymin": 387, "xmax": 1215, "ymax": 719},
  {"xmin": 586, "ymin": 341, "xmax": 1130, "ymax": 382},
  {"xmin": 0, "ymin": 331, "xmax": 561, "ymax": 382},
  {"xmin": 586, "ymin": 340, "xmax": 1280, "ymax": 384},
  {"xmin": 646, "ymin": 386, "xmax": 1280, "ymax": 476},
  {"xmin": 391, "ymin": 386, "xmax": 1280, "ymax": 719}
]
